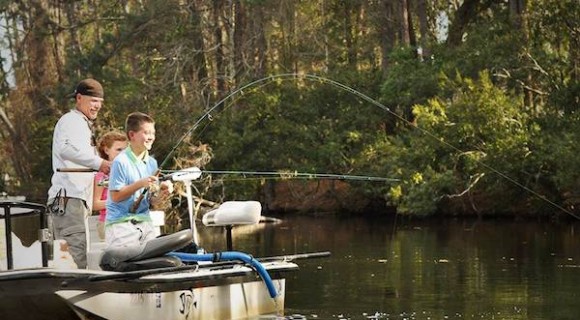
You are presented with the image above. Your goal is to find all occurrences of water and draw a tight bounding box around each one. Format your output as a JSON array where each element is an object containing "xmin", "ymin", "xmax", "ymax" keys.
[
  {"xmin": 5, "ymin": 213, "xmax": 580, "ymax": 319},
  {"xmin": 197, "ymin": 215, "xmax": 580, "ymax": 320}
]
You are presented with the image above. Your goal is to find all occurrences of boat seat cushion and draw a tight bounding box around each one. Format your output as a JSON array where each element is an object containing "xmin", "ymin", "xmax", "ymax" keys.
[
  {"xmin": 100, "ymin": 229, "xmax": 193, "ymax": 271},
  {"xmin": 202, "ymin": 201, "xmax": 262, "ymax": 227},
  {"xmin": 101, "ymin": 255, "xmax": 183, "ymax": 272}
]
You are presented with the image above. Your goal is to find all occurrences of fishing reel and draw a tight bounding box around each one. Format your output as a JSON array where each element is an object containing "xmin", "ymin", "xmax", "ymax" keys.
[{"xmin": 159, "ymin": 167, "xmax": 202, "ymax": 182}]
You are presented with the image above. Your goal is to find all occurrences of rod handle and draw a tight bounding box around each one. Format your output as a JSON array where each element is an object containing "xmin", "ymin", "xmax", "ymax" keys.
[
  {"xmin": 130, "ymin": 168, "xmax": 161, "ymax": 213},
  {"xmin": 57, "ymin": 168, "xmax": 96, "ymax": 172}
]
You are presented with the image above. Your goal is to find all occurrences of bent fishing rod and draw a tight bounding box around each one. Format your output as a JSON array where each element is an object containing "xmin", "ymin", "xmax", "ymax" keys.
[
  {"xmin": 62, "ymin": 73, "xmax": 578, "ymax": 219},
  {"xmin": 160, "ymin": 169, "xmax": 399, "ymax": 182},
  {"xmin": 166, "ymin": 73, "xmax": 580, "ymax": 219}
]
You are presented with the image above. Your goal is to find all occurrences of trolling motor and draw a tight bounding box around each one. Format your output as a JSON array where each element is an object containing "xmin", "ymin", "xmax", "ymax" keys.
[{"xmin": 160, "ymin": 167, "xmax": 202, "ymax": 244}]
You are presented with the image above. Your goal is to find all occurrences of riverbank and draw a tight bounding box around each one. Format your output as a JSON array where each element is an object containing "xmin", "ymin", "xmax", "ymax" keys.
[{"xmin": 256, "ymin": 180, "xmax": 576, "ymax": 219}]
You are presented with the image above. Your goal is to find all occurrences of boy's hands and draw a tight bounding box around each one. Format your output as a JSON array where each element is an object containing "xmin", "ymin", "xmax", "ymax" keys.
[{"xmin": 139, "ymin": 175, "xmax": 159, "ymax": 189}]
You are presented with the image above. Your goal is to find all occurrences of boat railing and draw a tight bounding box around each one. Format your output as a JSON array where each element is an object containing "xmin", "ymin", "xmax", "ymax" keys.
[{"xmin": 0, "ymin": 200, "xmax": 50, "ymax": 270}]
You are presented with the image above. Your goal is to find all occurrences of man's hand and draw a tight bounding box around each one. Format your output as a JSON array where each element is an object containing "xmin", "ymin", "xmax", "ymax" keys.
[{"xmin": 99, "ymin": 160, "xmax": 112, "ymax": 174}]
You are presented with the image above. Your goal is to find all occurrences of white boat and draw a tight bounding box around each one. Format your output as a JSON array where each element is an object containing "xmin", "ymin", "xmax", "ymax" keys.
[{"xmin": 0, "ymin": 169, "xmax": 329, "ymax": 320}]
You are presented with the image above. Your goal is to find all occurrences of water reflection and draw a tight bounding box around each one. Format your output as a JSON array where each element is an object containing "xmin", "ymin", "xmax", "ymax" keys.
[
  {"xmin": 6, "ymin": 212, "xmax": 580, "ymax": 319},
  {"xmin": 199, "ymin": 215, "xmax": 580, "ymax": 320}
]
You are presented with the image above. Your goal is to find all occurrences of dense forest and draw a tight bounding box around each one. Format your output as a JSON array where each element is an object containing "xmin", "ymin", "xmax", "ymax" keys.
[{"xmin": 0, "ymin": 0, "xmax": 578, "ymax": 218}]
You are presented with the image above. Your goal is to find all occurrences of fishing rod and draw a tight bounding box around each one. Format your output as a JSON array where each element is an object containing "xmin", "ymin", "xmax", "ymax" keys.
[
  {"xmin": 129, "ymin": 81, "xmax": 280, "ymax": 211},
  {"xmin": 88, "ymin": 251, "xmax": 330, "ymax": 282},
  {"xmin": 142, "ymin": 73, "xmax": 577, "ymax": 219},
  {"xmin": 156, "ymin": 73, "xmax": 404, "ymax": 180},
  {"xmin": 160, "ymin": 169, "xmax": 399, "ymax": 182}
]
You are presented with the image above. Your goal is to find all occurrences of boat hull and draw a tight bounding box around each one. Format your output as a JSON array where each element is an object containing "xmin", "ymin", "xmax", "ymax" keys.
[
  {"xmin": 0, "ymin": 262, "xmax": 295, "ymax": 320},
  {"xmin": 60, "ymin": 279, "xmax": 285, "ymax": 320}
]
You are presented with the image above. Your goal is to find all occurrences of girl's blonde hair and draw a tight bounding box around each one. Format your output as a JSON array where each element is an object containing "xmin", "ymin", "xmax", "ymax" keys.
[{"xmin": 97, "ymin": 130, "xmax": 127, "ymax": 160}]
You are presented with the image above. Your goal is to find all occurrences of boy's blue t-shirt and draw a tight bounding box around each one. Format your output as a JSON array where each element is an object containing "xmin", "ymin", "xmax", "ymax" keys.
[{"xmin": 105, "ymin": 147, "xmax": 159, "ymax": 224}]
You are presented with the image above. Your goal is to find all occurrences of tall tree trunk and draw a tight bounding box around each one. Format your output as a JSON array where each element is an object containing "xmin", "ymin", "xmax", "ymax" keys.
[
  {"xmin": 417, "ymin": 0, "xmax": 430, "ymax": 59},
  {"xmin": 185, "ymin": 0, "xmax": 209, "ymax": 105},
  {"xmin": 64, "ymin": 1, "xmax": 81, "ymax": 78},
  {"xmin": 250, "ymin": 4, "xmax": 267, "ymax": 78},
  {"xmin": 509, "ymin": 0, "xmax": 535, "ymax": 112},
  {"xmin": 376, "ymin": 1, "xmax": 396, "ymax": 73},
  {"xmin": 280, "ymin": 1, "xmax": 296, "ymax": 73},
  {"xmin": 213, "ymin": 0, "xmax": 226, "ymax": 97},
  {"xmin": 322, "ymin": 0, "xmax": 330, "ymax": 72},
  {"xmin": 2, "ymin": 0, "xmax": 62, "ymax": 195},
  {"xmin": 342, "ymin": 2, "xmax": 357, "ymax": 68},
  {"xmin": 233, "ymin": 0, "xmax": 245, "ymax": 84},
  {"xmin": 447, "ymin": 0, "xmax": 497, "ymax": 47},
  {"xmin": 398, "ymin": 0, "xmax": 411, "ymax": 46}
]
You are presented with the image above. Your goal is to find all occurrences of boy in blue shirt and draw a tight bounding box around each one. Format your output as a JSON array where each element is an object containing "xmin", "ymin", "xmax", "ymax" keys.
[{"xmin": 105, "ymin": 112, "xmax": 172, "ymax": 248}]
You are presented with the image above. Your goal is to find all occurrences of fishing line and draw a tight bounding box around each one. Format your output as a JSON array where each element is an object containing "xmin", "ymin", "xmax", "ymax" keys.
[
  {"xmin": 159, "ymin": 75, "xmax": 293, "ymax": 169},
  {"xmin": 173, "ymin": 80, "xmax": 277, "ymax": 157},
  {"xmin": 162, "ymin": 73, "xmax": 578, "ymax": 219}
]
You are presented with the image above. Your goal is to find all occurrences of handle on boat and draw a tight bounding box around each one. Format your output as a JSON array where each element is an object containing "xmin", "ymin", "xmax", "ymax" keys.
[
  {"xmin": 57, "ymin": 168, "xmax": 96, "ymax": 172},
  {"xmin": 258, "ymin": 251, "xmax": 331, "ymax": 262}
]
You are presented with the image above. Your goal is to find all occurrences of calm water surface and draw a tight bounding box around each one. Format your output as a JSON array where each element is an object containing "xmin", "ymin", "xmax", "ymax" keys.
[
  {"xmin": 198, "ymin": 215, "xmax": 580, "ymax": 320},
  {"xmin": 7, "ymin": 213, "xmax": 580, "ymax": 319}
]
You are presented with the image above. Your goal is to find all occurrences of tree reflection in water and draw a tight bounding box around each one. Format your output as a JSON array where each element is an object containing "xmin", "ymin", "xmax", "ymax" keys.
[{"xmin": 201, "ymin": 215, "xmax": 580, "ymax": 320}]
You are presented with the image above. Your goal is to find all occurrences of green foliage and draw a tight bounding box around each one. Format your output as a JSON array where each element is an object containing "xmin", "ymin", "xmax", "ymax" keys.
[
  {"xmin": 527, "ymin": 0, "xmax": 580, "ymax": 116},
  {"xmin": 1, "ymin": 1, "xmax": 579, "ymax": 216},
  {"xmin": 374, "ymin": 72, "xmax": 533, "ymax": 216},
  {"xmin": 200, "ymin": 72, "xmax": 387, "ymax": 200},
  {"xmin": 381, "ymin": 48, "xmax": 441, "ymax": 120}
]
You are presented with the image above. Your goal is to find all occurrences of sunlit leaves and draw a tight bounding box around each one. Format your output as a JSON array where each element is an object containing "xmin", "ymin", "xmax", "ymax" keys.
[{"xmin": 377, "ymin": 71, "xmax": 532, "ymax": 216}]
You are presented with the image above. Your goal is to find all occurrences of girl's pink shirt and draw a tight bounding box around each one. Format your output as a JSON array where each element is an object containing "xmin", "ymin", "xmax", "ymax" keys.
[{"xmin": 95, "ymin": 171, "xmax": 108, "ymax": 222}]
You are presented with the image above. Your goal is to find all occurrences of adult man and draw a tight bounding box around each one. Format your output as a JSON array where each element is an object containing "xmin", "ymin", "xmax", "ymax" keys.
[{"xmin": 47, "ymin": 78, "xmax": 111, "ymax": 269}]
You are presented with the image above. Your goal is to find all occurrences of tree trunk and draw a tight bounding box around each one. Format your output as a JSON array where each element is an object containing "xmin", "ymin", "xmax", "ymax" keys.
[
  {"xmin": 398, "ymin": 0, "xmax": 411, "ymax": 46},
  {"xmin": 213, "ymin": 0, "xmax": 226, "ymax": 97},
  {"xmin": 375, "ymin": 1, "xmax": 396, "ymax": 73},
  {"xmin": 509, "ymin": 0, "xmax": 535, "ymax": 112},
  {"xmin": 185, "ymin": 0, "xmax": 209, "ymax": 104},
  {"xmin": 1, "ymin": 0, "xmax": 62, "ymax": 195},
  {"xmin": 342, "ymin": 2, "xmax": 357, "ymax": 68},
  {"xmin": 417, "ymin": 0, "xmax": 430, "ymax": 59},
  {"xmin": 253, "ymin": 5, "xmax": 268, "ymax": 78},
  {"xmin": 447, "ymin": 0, "xmax": 497, "ymax": 47},
  {"xmin": 233, "ymin": 0, "xmax": 245, "ymax": 84},
  {"xmin": 279, "ymin": 1, "xmax": 297, "ymax": 73},
  {"xmin": 64, "ymin": 1, "xmax": 81, "ymax": 78}
]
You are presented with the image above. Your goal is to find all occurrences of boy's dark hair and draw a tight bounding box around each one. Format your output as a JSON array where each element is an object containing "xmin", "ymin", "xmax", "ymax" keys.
[{"xmin": 125, "ymin": 112, "xmax": 154, "ymax": 136}]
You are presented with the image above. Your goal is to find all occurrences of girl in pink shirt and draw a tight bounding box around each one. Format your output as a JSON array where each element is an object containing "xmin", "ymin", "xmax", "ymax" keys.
[{"xmin": 93, "ymin": 130, "xmax": 128, "ymax": 240}]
